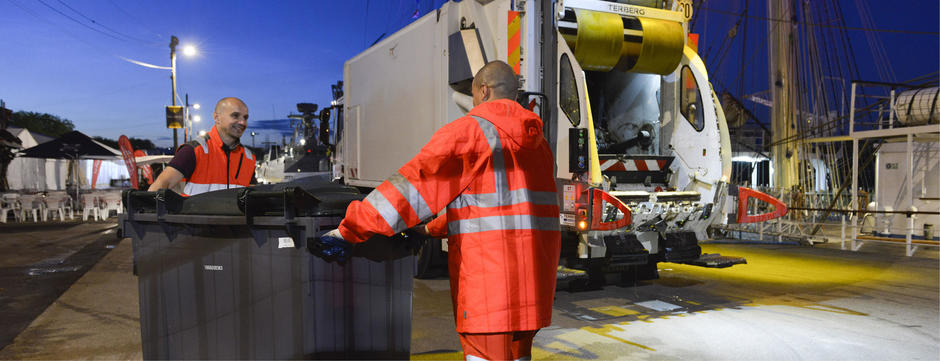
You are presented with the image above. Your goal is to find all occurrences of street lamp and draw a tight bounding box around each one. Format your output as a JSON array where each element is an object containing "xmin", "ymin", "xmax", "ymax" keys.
[
  {"xmin": 250, "ymin": 131, "xmax": 256, "ymax": 148},
  {"xmin": 182, "ymin": 44, "xmax": 197, "ymax": 57},
  {"xmin": 120, "ymin": 35, "xmax": 198, "ymax": 149},
  {"xmin": 183, "ymin": 93, "xmax": 201, "ymax": 142},
  {"xmin": 169, "ymin": 36, "xmax": 198, "ymax": 149}
]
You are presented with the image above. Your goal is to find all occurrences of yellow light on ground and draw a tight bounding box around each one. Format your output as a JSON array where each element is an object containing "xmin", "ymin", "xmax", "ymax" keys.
[{"xmin": 182, "ymin": 45, "xmax": 197, "ymax": 57}]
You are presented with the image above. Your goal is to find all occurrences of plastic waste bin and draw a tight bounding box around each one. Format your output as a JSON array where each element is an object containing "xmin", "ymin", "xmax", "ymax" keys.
[{"xmin": 120, "ymin": 176, "xmax": 415, "ymax": 359}]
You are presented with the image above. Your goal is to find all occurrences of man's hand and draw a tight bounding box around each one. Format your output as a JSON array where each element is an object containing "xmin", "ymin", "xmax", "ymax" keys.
[{"xmin": 313, "ymin": 229, "xmax": 351, "ymax": 263}]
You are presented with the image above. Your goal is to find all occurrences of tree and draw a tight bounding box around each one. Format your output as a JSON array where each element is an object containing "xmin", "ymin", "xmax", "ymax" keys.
[
  {"xmin": 9, "ymin": 111, "xmax": 75, "ymax": 138},
  {"xmin": 92, "ymin": 136, "xmax": 156, "ymax": 151}
]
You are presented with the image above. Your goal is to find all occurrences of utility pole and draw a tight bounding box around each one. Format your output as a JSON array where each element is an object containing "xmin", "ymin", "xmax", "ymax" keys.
[
  {"xmin": 184, "ymin": 93, "xmax": 189, "ymax": 143},
  {"xmin": 170, "ymin": 36, "xmax": 179, "ymax": 149}
]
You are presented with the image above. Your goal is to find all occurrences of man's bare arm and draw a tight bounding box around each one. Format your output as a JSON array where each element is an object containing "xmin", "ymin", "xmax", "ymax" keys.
[{"xmin": 148, "ymin": 167, "xmax": 185, "ymax": 192}]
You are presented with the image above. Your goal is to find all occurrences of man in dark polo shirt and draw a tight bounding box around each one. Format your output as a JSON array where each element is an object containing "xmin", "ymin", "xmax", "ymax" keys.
[{"xmin": 149, "ymin": 97, "xmax": 256, "ymax": 195}]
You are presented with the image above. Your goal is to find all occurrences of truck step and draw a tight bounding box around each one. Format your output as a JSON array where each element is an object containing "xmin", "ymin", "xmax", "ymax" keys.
[{"xmin": 682, "ymin": 253, "xmax": 747, "ymax": 268}]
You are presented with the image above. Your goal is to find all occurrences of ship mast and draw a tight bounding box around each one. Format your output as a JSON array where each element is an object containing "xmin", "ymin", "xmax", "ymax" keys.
[{"xmin": 768, "ymin": 0, "xmax": 799, "ymax": 190}]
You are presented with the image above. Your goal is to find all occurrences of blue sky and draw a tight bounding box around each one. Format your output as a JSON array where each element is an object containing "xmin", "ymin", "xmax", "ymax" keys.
[
  {"xmin": 1, "ymin": 0, "xmax": 936, "ymax": 148},
  {"xmin": 1, "ymin": 0, "xmax": 444, "ymax": 148}
]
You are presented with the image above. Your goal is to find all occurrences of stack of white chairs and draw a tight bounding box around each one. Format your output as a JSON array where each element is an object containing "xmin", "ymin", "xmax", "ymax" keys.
[
  {"xmin": 82, "ymin": 193, "xmax": 100, "ymax": 221},
  {"xmin": 1, "ymin": 193, "xmax": 22, "ymax": 223},
  {"xmin": 45, "ymin": 191, "xmax": 74, "ymax": 221},
  {"xmin": 19, "ymin": 193, "xmax": 47, "ymax": 222},
  {"xmin": 98, "ymin": 191, "xmax": 123, "ymax": 220}
]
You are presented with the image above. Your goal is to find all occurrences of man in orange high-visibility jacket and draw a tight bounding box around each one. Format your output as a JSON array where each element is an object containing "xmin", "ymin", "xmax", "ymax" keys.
[
  {"xmin": 319, "ymin": 61, "xmax": 560, "ymax": 360},
  {"xmin": 149, "ymin": 97, "xmax": 255, "ymax": 195}
]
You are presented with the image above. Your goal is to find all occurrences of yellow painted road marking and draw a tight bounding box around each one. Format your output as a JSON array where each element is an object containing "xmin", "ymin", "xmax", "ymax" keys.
[{"xmin": 589, "ymin": 305, "xmax": 639, "ymax": 317}]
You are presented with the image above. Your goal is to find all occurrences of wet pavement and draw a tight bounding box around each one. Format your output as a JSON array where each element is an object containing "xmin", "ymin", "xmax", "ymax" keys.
[
  {"xmin": 1, "ymin": 221, "xmax": 937, "ymax": 360},
  {"xmin": 411, "ymin": 242, "xmax": 940, "ymax": 360},
  {"xmin": 0, "ymin": 221, "xmax": 121, "ymax": 351}
]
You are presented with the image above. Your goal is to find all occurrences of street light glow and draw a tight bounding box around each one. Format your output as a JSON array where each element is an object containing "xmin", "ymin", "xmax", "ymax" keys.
[
  {"xmin": 182, "ymin": 45, "xmax": 197, "ymax": 57},
  {"xmin": 198, "ymin": 130, "xmax": 207, "ymax": 137},
  {"xmin": 193, "ymin": 115, "xmax": 201, "ymax": 122},
  {"xmin": 193, "ymin": 103, "xmax": 201, "ymax": 110}
]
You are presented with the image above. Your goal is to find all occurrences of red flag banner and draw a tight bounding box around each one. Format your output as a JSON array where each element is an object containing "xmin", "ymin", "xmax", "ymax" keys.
[
  {"xmin": 118, "ymin": 135, "xmax": 139, "ymax": 189},
  {"xmin": 91, "ymin": 160, "xmax": 102, "ymax": 189}
]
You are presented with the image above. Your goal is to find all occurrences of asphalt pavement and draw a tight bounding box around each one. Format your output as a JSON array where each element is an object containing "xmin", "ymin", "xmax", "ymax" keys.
[{"xmin": 1, "ymin": 220, "xmax": 937, "ymax": 360}]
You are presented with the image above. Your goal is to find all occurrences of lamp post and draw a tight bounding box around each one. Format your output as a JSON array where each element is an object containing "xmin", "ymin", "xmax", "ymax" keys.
[
  {"xmin": 183, "ymin": 94, "xmax": 202, "ymax": 143},
  {"xmin": 170, "ymin": 36, "xmax": 179, "ymax": 148},
  {"xmin": 121, "ymin": 36, "xmax": 198, "ymax": 150}
]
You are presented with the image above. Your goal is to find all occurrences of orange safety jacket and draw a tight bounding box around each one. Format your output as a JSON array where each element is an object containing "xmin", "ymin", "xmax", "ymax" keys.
[
  {"xmin": 339, "ymin": 99, "xmax": 561, "ymax": 333},
  {"xmin": 183, "ymin": 125, "xmax": 255, "ymax": 196}
]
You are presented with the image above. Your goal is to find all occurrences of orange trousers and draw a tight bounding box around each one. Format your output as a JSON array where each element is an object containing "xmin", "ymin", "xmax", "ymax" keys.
[{"xmin": 459, "ymin": 330, "xmax": 538, "ymax": 361}]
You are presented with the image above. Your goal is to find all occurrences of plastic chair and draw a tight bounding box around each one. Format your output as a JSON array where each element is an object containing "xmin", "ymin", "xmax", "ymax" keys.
[
  {"xmin": 82, "ymin": 193, "xmax": 100, "ymax": 221},
  {"xmin": 46, "ymin": 191, "xmax": 74, "ymax": 221},
  {"xmin": 98, "ymin": 192, "xmax": 123, "ymax": 220},
  {"xmin": 19, "ymin": 194, "xmax": 46, "ymax": 222},
  {"xmin": 1, "ymin": 193, "xmax": 22, "ymax": 223}
]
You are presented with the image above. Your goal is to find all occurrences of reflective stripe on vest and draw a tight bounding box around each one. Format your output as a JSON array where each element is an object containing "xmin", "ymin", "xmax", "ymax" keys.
[
  {"xmin": 449, "ymin": 188, "xmax": 558, "ymax": 209},
  {"xmin": 364, "ymin": 186, "xmax": 408, "ymax": 233},
  {"xmin": 194, "ymin": 136, "xmax": 209, "ymax": 154},
  {"xmin": 445, "ymin": 115, "xmax": 558, "ymax": 235},
  {"xmin": 364, "ymin": 171, "xmax": 435, "ymax": 232},
  {"xmin": 184, "ymin": 182, "xmax": 246, "ymax": 195},
  {"xmin": 447, "ymin": 214, "xmax": 560, "ymax": 235},
  {"xmin": 388, "ymin": 172, "xmax": 433, "ymax": 219},
  {"xmin": 472, "ymin": 116, "xmax": 510, "ymax": 202}
]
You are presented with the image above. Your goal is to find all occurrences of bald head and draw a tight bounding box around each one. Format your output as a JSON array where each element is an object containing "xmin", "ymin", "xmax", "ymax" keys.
[
  {"xmin": 213, "ymin": 97, "xmax": 249, "ymax": 146},
  {"xmin": 214, "ymin": 97, "xmax": 247, "ymax": 114},
  {"xmin": 472, "ymin": 61, "xmax": 519, "ymax": 106}
]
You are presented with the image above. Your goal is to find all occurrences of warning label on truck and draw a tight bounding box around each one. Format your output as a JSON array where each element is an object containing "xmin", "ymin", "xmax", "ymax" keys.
[{"xmin": 563, "ymin": 184, "xmax": 576, "ymax": 212}]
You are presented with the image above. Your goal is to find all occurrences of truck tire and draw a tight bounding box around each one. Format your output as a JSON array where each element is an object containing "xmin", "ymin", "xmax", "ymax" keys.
[{"xmin": 620, "ymin": 260, "xmax": 659, "ymax": 285}]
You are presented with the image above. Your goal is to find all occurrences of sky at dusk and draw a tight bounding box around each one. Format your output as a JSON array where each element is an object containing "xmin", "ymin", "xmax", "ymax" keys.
[{"xmin": 1, "ymin": 0, "xmax": 937, "ymax": 149}]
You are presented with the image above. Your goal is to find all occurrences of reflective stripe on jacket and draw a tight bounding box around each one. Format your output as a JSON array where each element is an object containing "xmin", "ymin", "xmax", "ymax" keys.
[
  {"xmin": 339, "ymin": 99, "xmax": 561, "ymax": 333},
  {"xmin": 183, "ymin": 125, "xmax": 255, "ymax": 196}
]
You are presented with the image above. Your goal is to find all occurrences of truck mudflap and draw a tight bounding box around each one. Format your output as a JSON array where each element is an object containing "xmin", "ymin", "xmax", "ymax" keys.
[{"xmin": 681, "ymin": 253, "xmax": 747, "ymax": 268}]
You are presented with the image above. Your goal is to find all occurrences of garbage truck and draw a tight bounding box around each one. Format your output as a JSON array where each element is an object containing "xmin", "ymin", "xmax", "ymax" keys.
[{"xmin": 334, "ymin": 0, "xmax": 787, "ymax": 283}]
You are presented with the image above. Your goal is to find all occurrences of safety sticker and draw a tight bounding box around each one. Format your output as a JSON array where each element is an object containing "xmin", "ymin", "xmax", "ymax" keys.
[
  {"xmin": 278, "ymin": 237, "xmax": 295, "ymax": 249},
  {"xmin": 560, "ymin": 213, "xmax": 575, "ymax": 227},
  {"xmin": 563, "ymin": 184, "xmax": 576, "ymax": 212}
]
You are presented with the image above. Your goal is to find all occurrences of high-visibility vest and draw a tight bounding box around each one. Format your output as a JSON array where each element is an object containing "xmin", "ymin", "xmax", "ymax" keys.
[
  {"xmin": 183, "ymin": 125, "xmax": 255, "ymax": 196},
  {"xmin": 339, "ymin": 99, "xmax": 561, "ymax": 333}
]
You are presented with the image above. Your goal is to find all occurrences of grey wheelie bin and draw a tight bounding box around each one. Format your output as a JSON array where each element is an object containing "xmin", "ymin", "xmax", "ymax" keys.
[{"xmin": 119, "ymin": 177, "xmax": 416, "ymax": 360}]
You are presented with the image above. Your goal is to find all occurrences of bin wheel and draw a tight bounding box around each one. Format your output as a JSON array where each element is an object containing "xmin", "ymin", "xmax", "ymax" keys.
[{"xmin": 414, "ymin": 238, "xmax": 442, "ymax": 279}]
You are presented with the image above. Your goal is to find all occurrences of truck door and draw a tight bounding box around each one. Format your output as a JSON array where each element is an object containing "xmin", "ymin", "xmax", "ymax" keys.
[
  {"xmin": 555, "ymin": 36, "xmax": 599, "ymax": 184},
  {"xmin": 667, "ymin": 47, "xmax": 724, "ymax": 203}
]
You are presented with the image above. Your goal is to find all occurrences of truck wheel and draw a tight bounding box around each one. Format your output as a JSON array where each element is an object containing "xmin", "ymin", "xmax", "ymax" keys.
[
  {"xmin": 568, "ymin": 261, "xmax": 605, "ymax": 291},
  {"xmin": 413, "ymin": 238, "xmax": 442, "ymax": 279},
  {"xmin": 621, "ymin": 260, "xmax": 659, "ymax": 284}
]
